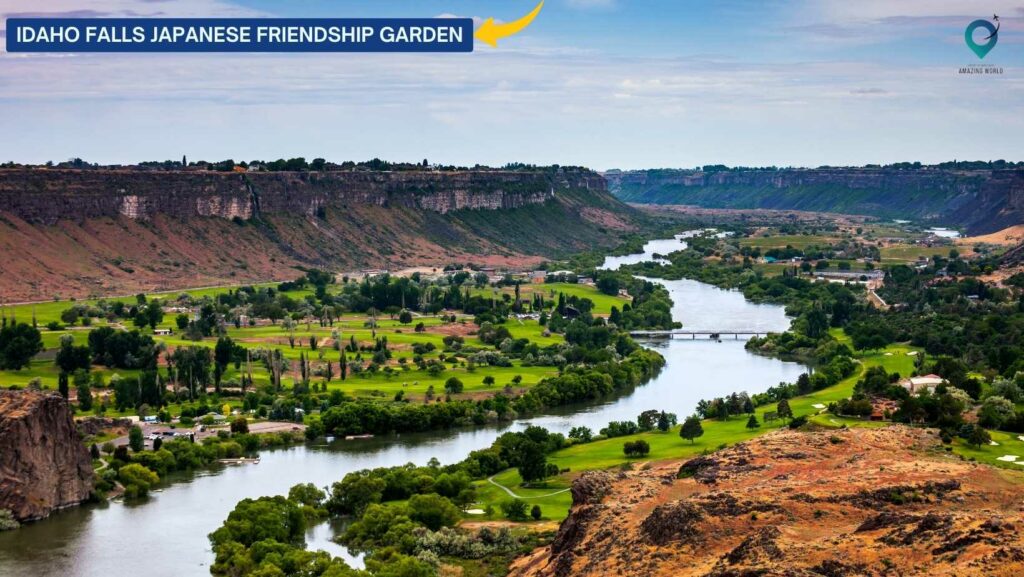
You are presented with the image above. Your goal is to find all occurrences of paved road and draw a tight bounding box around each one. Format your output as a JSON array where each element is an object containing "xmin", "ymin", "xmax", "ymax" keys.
[{"xmin": 106, "ymin": 420, "xmax": 305, "ymax": 449}]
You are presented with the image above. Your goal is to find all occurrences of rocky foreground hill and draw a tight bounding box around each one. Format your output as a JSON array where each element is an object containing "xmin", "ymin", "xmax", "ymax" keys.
[
  {"xmin": 605, "ymin": 168, "xmax": 1024, "ymax": 234},
  {"xmin": 0, "ymin": 168, "xmax": 639, "ymax": 300},
  {"xmin": 0, "ymin": 390, "xmax": 93, "ymax": 523},
  {"xmin": 511, "ymin": 427, "xmax": 1024, "ymax": 577}
]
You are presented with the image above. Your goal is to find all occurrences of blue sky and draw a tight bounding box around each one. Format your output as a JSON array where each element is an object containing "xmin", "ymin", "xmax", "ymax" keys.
[{"xmin": 1, "ymin": 0, "xmax": 1022, "ymax": 169}]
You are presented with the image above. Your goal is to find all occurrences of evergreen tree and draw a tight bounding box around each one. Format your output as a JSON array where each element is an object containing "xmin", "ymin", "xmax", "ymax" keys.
[{"xmin": 680, "ymin": 415, "xmax": 704, "ymax": 444}]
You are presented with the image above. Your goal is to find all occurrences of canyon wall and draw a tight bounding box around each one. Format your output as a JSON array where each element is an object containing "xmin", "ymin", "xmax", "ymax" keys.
[
  {"xmin": 0, "ymin": 168, "xmax": 604, "ymax": 225},
  {"xmin": 0, "ymin": 390, "xmax": 94, "ymax": 522},
  {"xmin": 605, "ymin": 168, "xmax": 1024, "ymax": 234},
  {"xmin": 0, "ymin": 168, "xmax": 633, "ymax": 301}
]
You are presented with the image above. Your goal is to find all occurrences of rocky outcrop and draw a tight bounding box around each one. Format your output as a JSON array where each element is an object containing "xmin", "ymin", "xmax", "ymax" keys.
[
  {"xmin": 0, "ymin": 168, "xmax": 604, "ymax": 225},
  {"xmin": 0, "ymin": 390, "xmax": 94, "ymax": 522},
  {"xmin": 605, "ymin": 168, "xmax": 1024, "ymax": 234},
  {"xmin": 510, "ymin": 427, "xmax": 1024, "ymax": 577}
]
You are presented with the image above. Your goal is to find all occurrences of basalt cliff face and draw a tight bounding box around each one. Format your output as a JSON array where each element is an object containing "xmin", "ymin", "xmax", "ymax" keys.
[
  {"xmin": 0, "ymin": 169, "xmax": 599, "ymax": 224},
  {"xmin": 605, "ymin": 168, "xmax": 1024, "ymax": 234},
  {"xmin": 511, "ymin": 427, "xmax": 1024, "ymax": 577},
  {"xmin": 0, "ymin": 390, "xmax": 94, "ymax": 522},
  {"xmin": 0, "ymin": 168, "xmax": 635, "ymax": 301}
]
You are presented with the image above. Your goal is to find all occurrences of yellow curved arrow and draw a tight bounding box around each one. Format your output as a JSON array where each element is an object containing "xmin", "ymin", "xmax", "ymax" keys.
[{"xmin": 475, "ymin": 0, "xmax": 544, "ymax": 48}]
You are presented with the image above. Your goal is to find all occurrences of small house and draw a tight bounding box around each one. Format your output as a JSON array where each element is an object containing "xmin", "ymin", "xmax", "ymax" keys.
[{"xmin": 900, "ymin": 374, "xmax": 944, "ymax": 395}]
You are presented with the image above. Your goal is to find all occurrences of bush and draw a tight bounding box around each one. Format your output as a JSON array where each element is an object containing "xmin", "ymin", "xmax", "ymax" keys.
[
  {"xmin": 118, "ymin": 463, "xmax": 160, "ymax": 498},
  {"xmin": 230, "ymin": 417, "xmax": 249, "ymax": 434},
  {"xmin": 623, "ymin": 440, "xmax": 650, "ymax": 457},
  {"xmin": 501, "ymin": 499, "xmax": 529, "ymax": 521}
]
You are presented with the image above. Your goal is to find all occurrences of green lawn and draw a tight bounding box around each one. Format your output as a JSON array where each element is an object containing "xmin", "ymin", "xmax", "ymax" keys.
[
  {"xmin": 879, "ymin": 245, "xmax": 958, "ymax": 263},
  {"xmin": 470, "ymin": 283, "xmax": 629, "ymax": 316},
  {"xmin": 739, "ymin": 235, "xmax": 839, "ymax": 250}
]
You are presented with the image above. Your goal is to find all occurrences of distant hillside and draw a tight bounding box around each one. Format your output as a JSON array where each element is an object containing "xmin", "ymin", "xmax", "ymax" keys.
[
  {"xmin": 605, "ymin": 168, "xmax": 1024, "ymax": 234},
  {"xmin": 0, "ymin": 168, "xmax": 640, "ymax": 301}
]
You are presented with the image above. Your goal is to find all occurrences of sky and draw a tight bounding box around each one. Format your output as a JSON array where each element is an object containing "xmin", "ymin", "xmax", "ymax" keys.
[{"xmin": 0, "ymin": 0, "xmax": 1022, "ymax": 170}]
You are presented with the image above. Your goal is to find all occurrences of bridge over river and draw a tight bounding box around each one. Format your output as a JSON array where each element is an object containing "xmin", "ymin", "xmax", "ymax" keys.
[{"xmin": 629, "ymin": 330, "xmax": 771, "ymax": 339}]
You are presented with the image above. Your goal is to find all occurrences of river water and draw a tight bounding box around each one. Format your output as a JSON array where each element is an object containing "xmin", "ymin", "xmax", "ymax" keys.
[{"xmin": 0, "ymin": 233, "xmax": 805, "ymax": 576}]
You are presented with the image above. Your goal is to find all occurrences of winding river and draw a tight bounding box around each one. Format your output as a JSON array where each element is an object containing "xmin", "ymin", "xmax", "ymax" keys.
[{"xmin": 0, "ymin": 233, "xmax": 806, "ymax": 576}]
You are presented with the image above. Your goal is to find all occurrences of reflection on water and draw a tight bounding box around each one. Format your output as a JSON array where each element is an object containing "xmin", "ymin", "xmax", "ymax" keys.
[{"xmin": 0, "ymin": 232, "xmax": 803, "ymax": 577}]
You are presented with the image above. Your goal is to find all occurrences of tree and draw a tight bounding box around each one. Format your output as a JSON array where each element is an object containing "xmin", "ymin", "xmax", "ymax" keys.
[
  {"xmin": 213, "ymin": 336, "xmax": 235, "ymax": 388},
  {"xmin": 230, "ymin": 417, "xmax": 249, "ymax": 434},
  {"xmin": 777, "ymin": 399, "xmax": 793, "ymax": 421},
  {"xmin": 118, "ymin": 463, "xmax": 160, "ymax": 498},
  {"xmin": 515, "ymin": 440, "xmax": 549, "ymax": 484},
  {"xmin": 398, "ymin": 310, "xmax": 413, "ymax": 324},
  {"xmin": 530, "ymin": 505, "xmax": 542, "ymax": 520},
  {"xmin": 444, "ymin": 377, "xmax": 464, "ymax": 395},
  {"xmin": 746, "ymin": 414, "xmax": 760, "ymax": 429},
  {"xmin": 58, "ymin": 372, "xmax": 70, "ymax": 400},
  {"xmin": 968, "ymin": 425, "xmax": 991, "ymax": 448},
  {"xmin": 326, "ymin": 472, "xmax": 386, "ymax": 515},
  {"xmin": 501, "ymin": 499, "xmax": 529, "ymax": 521},
  {"xmin": 657, "ymin": 411, "xmax": 672, "ymax": 432},
  {"xmin": 623, "ymin": 439, "xmax": 651, "ymax": 457},
  {"xmin": 680, "ymin": 415, "xmax": 704, "ymax": 444},
  {"xmin": 55, "ymin": 339, "xmax": 91, "ymax": 374},
  {"xmin": 0, "ymin": 322, "xmax": 43, "ymax": 370},
  {"xmin": 77, "ymin": 379, "xmax": 93, "ymax": 411},
  {"xmin": 568, "ymin": 426, "xmax": 593, "ymax": 443},
  {"xmin": 407, "ymin": 493, "xmax": 461, "ymax": 531},
  {"xmin": 129, "ymin": 425, "xmax": 144, "ymax": 452}
]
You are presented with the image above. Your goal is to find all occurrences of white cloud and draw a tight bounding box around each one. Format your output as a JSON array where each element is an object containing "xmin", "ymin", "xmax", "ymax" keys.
[{"xmin": 811, "ymin": 0, "xmax": 1024, "ymax": 23}]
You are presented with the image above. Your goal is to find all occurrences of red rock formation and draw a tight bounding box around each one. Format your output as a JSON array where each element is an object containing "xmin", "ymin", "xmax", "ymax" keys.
[{"xmin": 0, "ymin": 390, "xmax": 94, "ymax": 522}]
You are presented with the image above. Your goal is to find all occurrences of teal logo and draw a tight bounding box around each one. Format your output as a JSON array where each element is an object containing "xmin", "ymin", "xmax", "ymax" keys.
[{"xmin": 965, "ymin": 16, "xmax": 999, "ymax": 59}]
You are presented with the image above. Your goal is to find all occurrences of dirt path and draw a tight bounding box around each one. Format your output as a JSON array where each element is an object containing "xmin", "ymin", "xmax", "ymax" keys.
[{"xmin": 487, "ymin": 475, "xmax": 571, "ymax": 499}]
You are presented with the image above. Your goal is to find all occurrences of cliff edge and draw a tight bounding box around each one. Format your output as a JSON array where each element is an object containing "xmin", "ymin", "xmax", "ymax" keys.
[
  {"xmin": 511, "ymin": 427, "xmax": 1024, "ymax": 577},
  {"xmin": 0, "ymin": 168, "xmax": 638, "ymax": 301},
  {"xmin": 0, "ymin": 390, "xmax": 94, "ymax": 522}
]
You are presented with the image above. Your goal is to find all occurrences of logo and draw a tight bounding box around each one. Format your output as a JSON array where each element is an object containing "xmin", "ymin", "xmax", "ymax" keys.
[{"xmin": 965, "ymin": 15, "xmax": 999, "ymax": 59}]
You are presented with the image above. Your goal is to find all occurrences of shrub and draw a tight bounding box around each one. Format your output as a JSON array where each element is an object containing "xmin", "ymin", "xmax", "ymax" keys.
[{"xmin": 501, "ymin": 499, "xmax": 529, "ymax": 521}]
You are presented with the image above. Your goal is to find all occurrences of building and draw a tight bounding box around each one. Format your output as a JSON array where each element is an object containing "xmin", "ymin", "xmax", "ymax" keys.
[{"xmin": 899, "ymin": 374, "xmax": 945, "ymax": 395}]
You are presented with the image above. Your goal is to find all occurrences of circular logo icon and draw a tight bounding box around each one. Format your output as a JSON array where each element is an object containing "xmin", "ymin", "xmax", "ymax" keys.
[{"xmin": 965, "ymin": 19, "xmax": 998, "ymax": 59}]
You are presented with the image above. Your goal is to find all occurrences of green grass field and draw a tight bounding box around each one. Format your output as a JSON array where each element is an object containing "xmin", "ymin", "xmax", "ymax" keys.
[
  {"xmin": 470, "ymin": 283, "xmax": 629, "ymax": 316},
  {"xmin": 0, "ymin": 280, "xmax": 579, "ymax": 415},
  {"xmin": 739, "ymin": 234, "xmax": 839, "ymax": 250},
  {"xmin": 879, "ymin": 245, "xmax": 959, "ymax": 264}
]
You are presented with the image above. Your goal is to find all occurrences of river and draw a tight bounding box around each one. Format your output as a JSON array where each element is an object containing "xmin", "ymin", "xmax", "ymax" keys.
[{"xmin": 0, "ymin": 233, "xmax": 806, "ymax": 576}]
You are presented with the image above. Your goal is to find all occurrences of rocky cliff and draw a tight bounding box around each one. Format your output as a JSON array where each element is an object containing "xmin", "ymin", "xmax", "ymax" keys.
[
  {"xmin": 0, "ymin": 168, "xmax": 606, "ymax": 225},
  {"xmin": 0, "ymin": 168, "xmax": 637, "ymax": 301},
  {"xmin": 511, "ymin": 427, "xmax": 1024, "ymax": 577},
  {"xmin": 605, "ymin": 168, "xmax": 1024, "ymax": 234},
  {"xmin": 0, "ymin": 390, "xmax": 94, "ymax": 522}
]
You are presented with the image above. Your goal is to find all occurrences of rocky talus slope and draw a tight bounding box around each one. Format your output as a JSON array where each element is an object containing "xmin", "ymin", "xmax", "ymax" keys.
[
  {"xmin": 510, "ymin": 427, "xmax": 1024, "ymax": 577},
  {"xmin": 0, "ymin": 168, "xmax": 638, "ymax": 301},
  {"xmin": 0, "ymin": 390, "xmax": 94, "ymax": 522}
]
